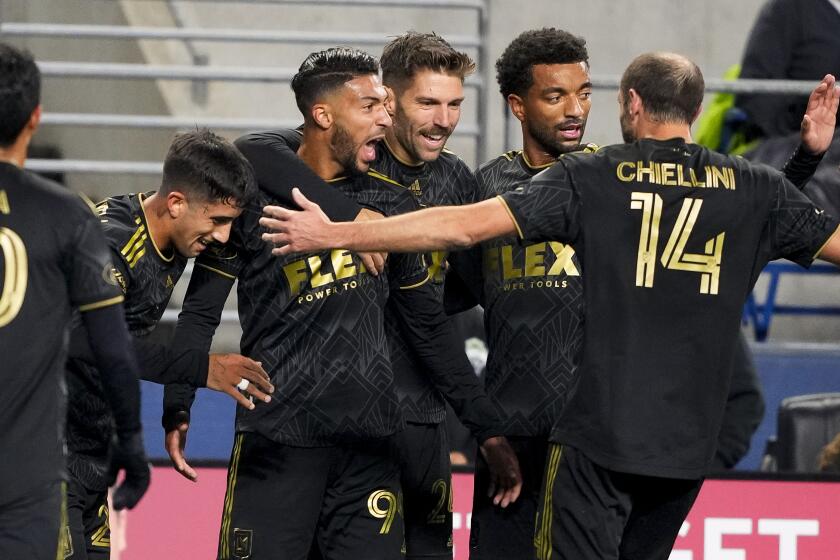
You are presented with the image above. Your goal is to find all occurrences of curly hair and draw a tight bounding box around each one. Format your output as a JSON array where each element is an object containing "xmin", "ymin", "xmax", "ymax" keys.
[
  {"xmin": 495, "ymin": 28, "xmax": 588, "ymax": 98},
  {"xmin": 380, "ymin": 31, "xmax": 475, "ymax": 90}
]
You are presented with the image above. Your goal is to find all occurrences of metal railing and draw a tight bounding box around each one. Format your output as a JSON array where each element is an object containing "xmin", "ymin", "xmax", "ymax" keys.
[{"xmin": 0, "ymin": 0, "xmax": 490, "ymax": 169}]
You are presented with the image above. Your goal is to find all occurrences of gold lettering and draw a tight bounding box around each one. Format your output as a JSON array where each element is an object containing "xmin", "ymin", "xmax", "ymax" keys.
[
  {"xmin": 711, "ymin": 166, "xmax": 730, "ymax": 190},
  {"xmin": 689, "ymin": 168, "xmax": 705, "ymax": 187},
  {"xmin": 524, "ymin": 243, "xmax": 547, "ymax": 277},
  {"xmin": 660, "ymin": 163, "xmax": 677, "ymax": 186},
  {"xmin": 501, "ymin": 246, "xmax": 523, "ymax": 280},
  {"xmin": 547, "ymin": 242, "xmax": 580, "ymax": 276},
  {"xmin": 428, "ymin": 250, "xmax": 447, "ymax": 282},
  {"xmin": 331, "ymin": 249, "xmax": 356, "ymax": 280},
  {"xmin": 677, "ymin": 164, "xmax": 692, "ymax": 187},
  {"xmin": 0, "ymin": 191, "xmax": 9, "ymax": 215},
  {"xmin": 637, "ymin": 161, "xmax": 656, "ymax": 183},
  {"xmin": 616, "ymin": 162, "xmax": 636, "ymax": 182},
  {"xmin": 283, "ymin": 259, "xmax": 309, "ymax": 298},
  {"xmin": 308, "ymin": 255, "xmax": 334, "ymax": 288}
]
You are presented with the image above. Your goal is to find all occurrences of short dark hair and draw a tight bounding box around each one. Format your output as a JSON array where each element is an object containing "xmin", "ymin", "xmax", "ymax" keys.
[
  {"xmin": 495, "ymin": 28, "xmax": 588, "ymax": 98},
  {"xmin": 380, "ymin": 31, "xmax": 475, "ymax": 90},
  {"xmin": 161, "ymin": 129, "xmax": 256, "ymax": 208},
  {"xmin": 620, "ymin": 52, "xmax": 705, "ymax": 124},
  {"xmin": 0, "ymin": 43, "xmax": 41, "ymax": 148},
  {"xmin": 291, "ymin": 47, "xmax": 379, "ymax": 117}
]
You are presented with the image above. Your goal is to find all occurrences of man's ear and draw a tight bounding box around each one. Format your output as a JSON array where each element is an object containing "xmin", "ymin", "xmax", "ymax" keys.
[
  {"xmin": 507, "ymin": 94, "xmax": 526, "ymax": 124},
  {"xmin": 384, "ymin": 85, "xmax": 396, "ymax": 117},
  {"xmin": 27, "ymin": 105, "xmax": 42, "ymax": 133},
  {"xmin": 312, "ymin": 103, "xmax": 333, "ymax": 130},
  {"xmin": 627, "ymin": 88, "xmax": 643, "ymax": 117},
  {"xmin": 166, "ymin": 191, "xmax": 188, "ymax": 218}
]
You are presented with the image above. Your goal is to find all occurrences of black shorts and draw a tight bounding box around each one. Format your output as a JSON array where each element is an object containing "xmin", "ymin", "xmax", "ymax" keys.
[
  {"xmin": 218, "ymin": 432, "xmax": 404, "ymax": 560},
  {"xmin": 534, "ymin": 444, "xmax": 703, "ymax": 560},
  {"xmin": 64, "ymin": 476, "xmax": 110, "ymax": 560},
  {"xmin": 395, "ymin": 421, "xmax": 453, "ymax": 559},
  {"xmin": 0, "ymin": 480, "xmax": 63, "ymax": 560},
  {"xmin": 469, "ymin": 436, "xmax": 548, "ymax": 560}
]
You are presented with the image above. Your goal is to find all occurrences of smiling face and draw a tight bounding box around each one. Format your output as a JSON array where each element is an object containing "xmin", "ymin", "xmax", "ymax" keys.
[
  {"xmin": 387, "ymin": 69, "xmax": 465, "ymax": 165},
  {"xmin": 328, "ymin": 73, "xmax": 392, "ymax": 174},
  {"xmin": 170, "ymin": 196, "xmax": 241, "ymax": 257},
  {"xmin": 516, "ymin": 62, "xmax": 592, "ymax": 157}
]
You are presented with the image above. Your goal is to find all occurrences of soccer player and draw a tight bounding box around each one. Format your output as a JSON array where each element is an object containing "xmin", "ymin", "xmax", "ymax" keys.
[
  {"xmin": 446, "ymin": 28, "xmax": 592, "ymax": 559},
  {"xmin": 166, "ymin": 47, "xmax": 518, "ymax": 560},
  {"xmin": 63, "ymin": 129, "xmax": 274, "ymax": 560},
  {"xmin": 0, "ymin": 42, "xmax": 149, "ymax": 560},
  {"xmin": 449, "ymin": 28, "xmax": 836, "ymax": 558},
  {"xmin": 172, "ymin": 35, "xmax": 521, "ymax": 560},
  {"xmin": 260, "ymin": 56, "xmax": 840, "ymax": 559}
]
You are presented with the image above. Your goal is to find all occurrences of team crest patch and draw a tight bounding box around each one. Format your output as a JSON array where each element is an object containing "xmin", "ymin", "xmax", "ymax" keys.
[{"xmin": 233, "ymin": 528, "xmax": 253, "ymax": 559}]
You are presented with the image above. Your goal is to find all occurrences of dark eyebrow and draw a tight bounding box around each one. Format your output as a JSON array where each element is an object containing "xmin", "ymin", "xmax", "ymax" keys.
[{"xmin": 541, "ymin": 82, "xmax": 593, "ymax": 96}]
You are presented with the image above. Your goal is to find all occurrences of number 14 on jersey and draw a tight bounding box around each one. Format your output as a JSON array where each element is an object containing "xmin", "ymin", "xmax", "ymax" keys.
[{"xmin": 630, "ymin": 192, "xmax": 725, "ymax": 295}]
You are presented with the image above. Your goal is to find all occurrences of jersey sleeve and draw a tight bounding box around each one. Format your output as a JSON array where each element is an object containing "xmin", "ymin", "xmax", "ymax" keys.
[
  {"xmin": 65, "ymin": 195, "xmax": 124, "ymax": 311},
  {"xmin": 387, "ymin": 252, "xmax": 431, "ymax": 291},
  {"xmin": 235, "ymin": 130, "xmax": 362, "ymax": 222},
  {"xmin": 498, "ymin": 160, "xmax": 582, "ymax": 244},
  {"xmin": 766, "ymin": 174, "xmax": 840, "ymax": 266}
]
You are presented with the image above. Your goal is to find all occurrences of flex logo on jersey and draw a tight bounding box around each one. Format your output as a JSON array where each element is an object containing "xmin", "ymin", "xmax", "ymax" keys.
[
  {"xmin": 282, "ymin": 249, "xmax": 368, "ymax": 304},
  {"xmin": 484, "ymin": 241, "xmax": 579, "ymax": 291}
]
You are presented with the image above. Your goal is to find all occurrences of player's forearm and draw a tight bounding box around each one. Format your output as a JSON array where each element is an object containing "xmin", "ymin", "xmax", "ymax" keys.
[
  {"xmin": 782, "ymin": 144, "xmax": 825, "ymax": 189},
  {"xmin": 133, "ymin": 338, "xmax": 209, "ymax": 387},
  {"xmin": 82, "ymin": 303, "xmax": 143, "ymax": 440},
  {"xmin": 329, "ymin": 205, "xmax": 475, "ymax": 253}
]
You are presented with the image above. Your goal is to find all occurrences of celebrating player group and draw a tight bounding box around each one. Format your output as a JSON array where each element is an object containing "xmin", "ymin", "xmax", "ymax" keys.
[{"xmin": 1, "ymin": 21, "xmax": 839, "ymax": 560}]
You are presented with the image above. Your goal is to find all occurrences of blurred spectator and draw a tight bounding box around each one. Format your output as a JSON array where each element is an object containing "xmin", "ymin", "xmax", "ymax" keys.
[
  {"xmin": 736, "ymin": 0, "xmax": 840, "ymax": 140},
  {"xmin": 818, "ymin": 432, "xmax": 840, "ymax": 472},
  {"xmin": 735, "ymin": 0, "xmax": 840, "ymax": 213}
]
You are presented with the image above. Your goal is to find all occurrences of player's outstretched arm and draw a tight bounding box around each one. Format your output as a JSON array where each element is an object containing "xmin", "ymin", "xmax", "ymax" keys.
[
  {"xmin": 799, "ymin": 74, "xmax": 838, "ymax": 156},
  {"xmin": 260, "ymin": 188, "xmax": 516, "ymax": 254}
]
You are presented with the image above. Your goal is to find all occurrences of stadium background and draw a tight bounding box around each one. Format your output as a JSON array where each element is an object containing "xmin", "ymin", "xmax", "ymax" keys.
[{"xmin": 3, "ymin": 1, "xmax": 840, "ymax": 558}]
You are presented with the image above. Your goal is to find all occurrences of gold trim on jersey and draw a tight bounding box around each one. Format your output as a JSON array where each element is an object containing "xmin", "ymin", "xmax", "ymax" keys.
[
  {"xmin": 219, "ymin": 434, "xmax": 244, "ymax": 560},
  {"xmin": 326, "ymin": 176, "xmax": 348, "ymax": 183},
  {"xmin": 367, "ymin": 168, "xmax": 407, "ymax": 189},
  {"xmin": 535, "ymin": 444, "xmax": 563, "ymax": 560},
  {"xmin": 521, "ymin": 152, "xmax": 555, "ymax": 171},
  {"xmin": 495, "ymin": 196, "xmax": 525, "ymax": 240},
  {"xmin": 501, "ymin": 149, "xmax": 521, "ymax": 162},
  {"xmin": 399, "ymin": 270, "xmax": 432, "ymax": 290},
  {"xmin": 0, "ymin": 190, "xmax": 9, "ymax": 215},
  {"xmin": 383, "ymin": 138, "xmax": 424, "ymax": 168},
  {"xmin": 138, "ymin": 192, "xmax": 175, "ymax": 263},
  {"xmin": 814, "ymin": 223, "xmax": 840, "ymax": 259},
  {"xmin": 78, "ymin": 295, "xmax": 125, "ymax": 312},
  {"xmin": 196, "ymin": 262, "xmax": 237, "ymax": 280}
]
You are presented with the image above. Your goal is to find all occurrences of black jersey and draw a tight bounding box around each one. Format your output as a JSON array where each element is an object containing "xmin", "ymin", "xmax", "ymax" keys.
[
  {"xmin": 66, "ymin": 193, "xmax": 188, "ymax": 489},
  {"xmin": 467, "ymin": 150, "xmax": 588, "ymax": 437},
  {"xmin": 372, "ymin": 142, "xmax": 479, "ymax": 423},
  {"xmin": 193, "ymin": 173, "xmax": 428, "ymax": 446},
  {"xmin": 0, "ymin": 162, "xmax": 123, "ymax": 504},
  {"xmin": 501, "ymin": 138, "xmax": 839, "ymax": 479}
]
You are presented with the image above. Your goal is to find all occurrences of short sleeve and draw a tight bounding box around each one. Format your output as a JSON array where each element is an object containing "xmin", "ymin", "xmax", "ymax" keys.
[
  {"xmin": 65, "ymin": 196, "xmax": 124, "ymax": 311},
  {"xmin": 766, "ymin": 175, "xmax": 840, "ymax": 267},
  {"xmin": 499, "ymin": 160, "xmax": 581, "ymax": 244}
]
